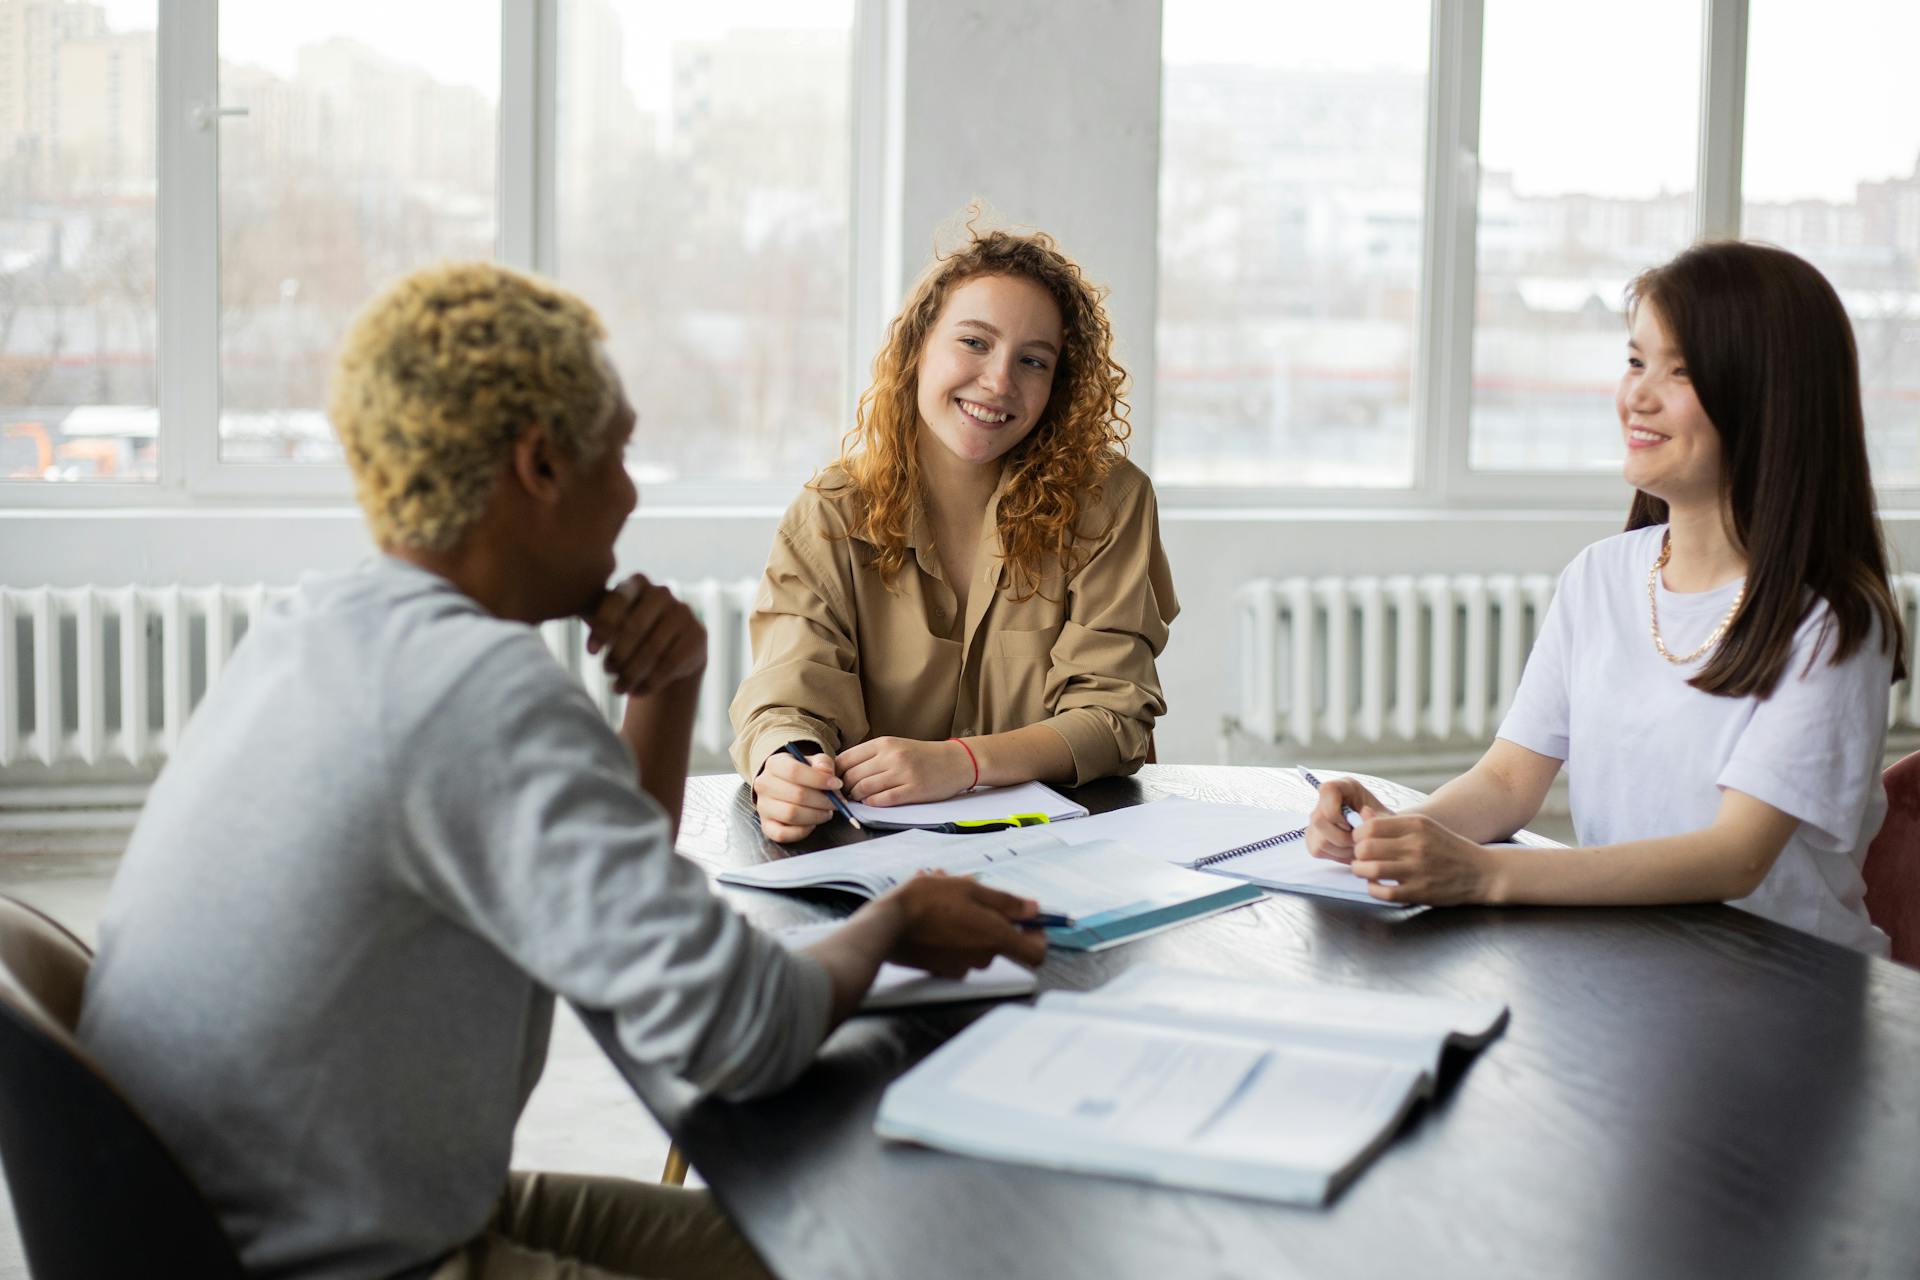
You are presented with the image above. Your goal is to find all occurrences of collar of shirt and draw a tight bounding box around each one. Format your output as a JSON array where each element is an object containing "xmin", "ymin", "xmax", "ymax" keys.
[{"xmin": 893, "ymin": 462, "xmax": 1017, "ymax": 591}]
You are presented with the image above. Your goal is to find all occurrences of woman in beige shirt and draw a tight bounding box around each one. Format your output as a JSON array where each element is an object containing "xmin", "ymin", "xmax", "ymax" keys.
[{"xmin": 731, "ymin": 225, "xmax": 1179, "ymax": 841}]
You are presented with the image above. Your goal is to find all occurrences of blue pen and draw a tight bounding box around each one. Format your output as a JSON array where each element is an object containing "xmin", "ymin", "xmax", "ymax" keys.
[
  {"xmin": 1018, "ymin": 912, "xmax": 1076, "ymax": 930},
  {"xmin": 783, "ymin": 741, "xmax": 864, "ymax": 831},
  {"xmin": 1298, "ymin": 767, "xmax": 1366, "ymax": 831}
]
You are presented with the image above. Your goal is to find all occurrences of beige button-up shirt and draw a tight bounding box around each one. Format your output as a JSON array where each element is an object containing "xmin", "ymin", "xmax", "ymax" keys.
[{"xmin": 729, "ymin": 457, "xmax": 1179, "ymax": 786}]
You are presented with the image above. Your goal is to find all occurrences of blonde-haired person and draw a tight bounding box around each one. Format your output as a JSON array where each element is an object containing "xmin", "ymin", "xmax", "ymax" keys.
[
  {"xmin": 732, "ymin": 225, "xmax": 1179, "ymax": 841},
  {"xmin": 79, "ymin": 261, "xmax": 1045, "ymax": 1280}
]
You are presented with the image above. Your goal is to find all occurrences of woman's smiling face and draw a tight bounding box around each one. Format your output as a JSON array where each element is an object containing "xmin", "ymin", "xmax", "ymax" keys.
[
  {"xmin": 1617, "ymin": 301, "xmax": 1723, "ymax": 508},
  {"xmin": 914, "ymin": 273, "xmax": 1064, "ymax": 468}
]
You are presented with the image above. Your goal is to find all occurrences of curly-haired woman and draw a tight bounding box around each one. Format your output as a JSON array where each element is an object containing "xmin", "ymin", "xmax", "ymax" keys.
[{"xmin": 730, "ymin": 224, "xmax": 1179, "ymax": 842}]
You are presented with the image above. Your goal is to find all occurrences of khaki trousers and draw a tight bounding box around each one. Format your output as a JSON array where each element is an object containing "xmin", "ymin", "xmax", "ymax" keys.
[{"xmin": 429, "ymin": 1170, "xmax": 774, "ymax": 1280}]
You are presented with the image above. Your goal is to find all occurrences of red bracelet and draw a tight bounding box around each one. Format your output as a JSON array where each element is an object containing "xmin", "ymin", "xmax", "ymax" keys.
[{"xmin": 948, "ymin": 737, "xmax": 979, "ymax": 792}]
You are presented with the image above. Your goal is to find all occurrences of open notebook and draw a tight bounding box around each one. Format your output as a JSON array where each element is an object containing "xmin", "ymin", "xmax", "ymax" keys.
[
  {"xmin": 844, "ymin": 780, "xmax": 1089, "ymax": 831},
  {"xmin": 999, "ymin": 795, "xmax": 1381, "ymax": 904},
  {"xmin": 1026, "ymin": 773, "xmax": 1562, "ymax": 907},
  {"xmin": 718, "ymin": 829, "xmax": 1263, "ymax": 951},
  {"xmin": 876, "ymin": 964, "xmax": 1507, "ymax": 1206}
]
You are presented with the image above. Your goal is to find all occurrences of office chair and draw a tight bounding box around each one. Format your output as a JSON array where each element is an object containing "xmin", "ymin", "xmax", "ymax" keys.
[
  {"xmin": 0, "ymin": 895, "xmax": 246, "ymax": 1278},
  {"xmin": 1865, "ymin": 752, "xmax": 1920, "ymax": 968}
]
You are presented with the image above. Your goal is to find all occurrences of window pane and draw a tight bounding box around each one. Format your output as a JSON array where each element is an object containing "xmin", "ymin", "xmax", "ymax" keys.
[
  {"xmin": 1156, "ymin": 1, "xmax": 1428, "ymax": 488},
  {"xmin": 554, "ymin": 2, "xmax": 853, "ymax": 486},
  {"xmin": 1468, "ymin": 0, "xmax": 1700, "ymax": 473},
  {"xmin": 1743, "ymin": 0, "xmax": 1920, "ymax": 488},
  {"xmin": 218, "ymin": 3, "xmax": 499, "ymax": 463},
  {"xmin": 0, "ymin": 1, "xmax": 157, "ymax": 483}
]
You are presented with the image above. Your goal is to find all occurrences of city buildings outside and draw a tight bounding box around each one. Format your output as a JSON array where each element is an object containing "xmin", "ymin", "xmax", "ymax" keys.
[{"xmin": 1, "ymin": 0, "xmax": 1915, "ymax": 491}]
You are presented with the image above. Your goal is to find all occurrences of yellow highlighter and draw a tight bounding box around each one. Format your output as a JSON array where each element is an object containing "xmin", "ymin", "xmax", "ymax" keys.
[{"xmin": 931, "ymin": 813, "xmax": 1052, "ymax": 835}]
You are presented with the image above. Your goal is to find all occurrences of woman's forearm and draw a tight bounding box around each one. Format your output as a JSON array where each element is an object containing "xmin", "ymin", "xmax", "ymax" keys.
[
  {"xmin": 1485, "ymin": 788, "xmax": 1797, "ymax": 906},
  {"xmin": 1489, "ymin": 832, "xmax": 1761, "ymax": 907},
  {"xmin": 965, "ymin": 724, "xmax": 1077, "ymax": 788},
  {"xmin": 1410, "ymin": 741, "xmax": 1559, "ymax": 843}
]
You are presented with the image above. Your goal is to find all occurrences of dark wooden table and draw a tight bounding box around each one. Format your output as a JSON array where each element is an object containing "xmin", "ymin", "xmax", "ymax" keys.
[{"xmin": 593, "ymin": 766, "xmax": 1920, "ymax": 1280}]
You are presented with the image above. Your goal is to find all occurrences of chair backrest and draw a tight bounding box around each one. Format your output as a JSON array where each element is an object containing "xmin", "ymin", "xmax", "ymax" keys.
[
  {"xmin": 1865, "ymin": 753, "xmax": 1920, "ymax": 968},
  {"xmin": 0, "ymin": 895, "xmax": 246, "ymax": 1279}
]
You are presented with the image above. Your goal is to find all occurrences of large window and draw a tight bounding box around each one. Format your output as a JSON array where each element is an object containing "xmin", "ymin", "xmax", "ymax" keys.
[
  {"xmin": 1468, "ymin": 0, "xmax": 1700, "ymax": 473},
  {"xmin": 1156, "ymin": 1, "xmax": 1429, "ymax": 488},
  {"xmin": 553, "ymin": 0, "xmax": 852, "ymax": 486},
  {"xmin": 0, "ymin": 0, "xmax": 157, "ymax": 482},
  {"xmin": 216, "ymin": 3, "xmax": 498, "ymax": 464},
  {"xmin": 5, "ymin": 1, "xmax": 1917, "ymax": 507},
  {"xmin": 1742, "ymin": 0, "xmax": 1920, "ymax": 488}
]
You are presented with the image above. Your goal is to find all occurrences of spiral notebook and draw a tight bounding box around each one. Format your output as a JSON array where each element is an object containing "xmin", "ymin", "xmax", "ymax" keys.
[{"xmin": 1033, "ymin": 795, "xmax": 1387, "ymax": 905}]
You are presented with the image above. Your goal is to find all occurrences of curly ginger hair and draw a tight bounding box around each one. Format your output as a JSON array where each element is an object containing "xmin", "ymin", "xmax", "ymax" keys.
[{"xmin": 828, "ymin": 225, "xmax": 1131, "ymax": 598}]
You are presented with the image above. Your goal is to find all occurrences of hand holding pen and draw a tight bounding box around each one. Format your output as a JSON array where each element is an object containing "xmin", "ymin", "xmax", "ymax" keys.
[
  {"xmin": 1299, "ymin": 767, "xmax": 1392, "ymax": 865},
  {"xmin": 752, "ymin": 742, "xmax": 857, "ymax": 844},
  {"xmin": 784, "ymin": 742, "xmax": 864, "ymax": 831}
]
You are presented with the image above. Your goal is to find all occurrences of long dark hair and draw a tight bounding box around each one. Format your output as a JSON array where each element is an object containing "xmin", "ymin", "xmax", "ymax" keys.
[{"xmin": 1625, "ymin": 240, "xmax": 1905, "ymax": 696}]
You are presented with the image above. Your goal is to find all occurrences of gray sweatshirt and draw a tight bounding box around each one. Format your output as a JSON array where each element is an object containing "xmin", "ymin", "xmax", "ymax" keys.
[{"xmin": 78, "ymin": 559, "xmax": 830, "ymax": 1279}]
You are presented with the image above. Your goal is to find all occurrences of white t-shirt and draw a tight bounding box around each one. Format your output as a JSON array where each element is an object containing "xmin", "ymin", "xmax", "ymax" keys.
[{"xmin": 1497, "ymin": 524, "xmax": 1893, "ymax": 955}]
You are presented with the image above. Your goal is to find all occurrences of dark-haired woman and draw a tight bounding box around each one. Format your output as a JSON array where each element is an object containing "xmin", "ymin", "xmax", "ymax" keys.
[{"xmin": 1306, "ymin": 241, "xmax": 1905, "ymax": 954}]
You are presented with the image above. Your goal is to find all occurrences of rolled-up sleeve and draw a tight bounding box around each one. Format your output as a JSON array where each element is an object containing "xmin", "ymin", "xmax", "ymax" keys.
[
  {"xmin": 1038, "ymin": 469, "xmax": 1179, "ymax": 783},
  {"xmin": 402, "ymin": 638, "xmax": 832, "ymax": 1101},
  {"xmin": 728, "ymin": 515, "xmax": 870, "ymax": 780}
]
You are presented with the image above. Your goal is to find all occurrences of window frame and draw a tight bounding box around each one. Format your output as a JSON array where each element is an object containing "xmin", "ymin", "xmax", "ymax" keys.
[
  {"xmin": 7, "ymin": 0, "xmax": 1915, "ymax": 514},
  {"xmin": 1151, "ymin": 0, "xmax": 1920, "ymax": 513},
  {"xmin": 3, "ymin": 0, "xmax": 873, "ymax": 512}
]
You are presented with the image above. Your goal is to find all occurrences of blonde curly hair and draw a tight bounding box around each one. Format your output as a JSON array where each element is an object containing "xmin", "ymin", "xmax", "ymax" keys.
[
  {"xmin": 828, "ymin": 223, "xmax": 1130, "ymax": 598},
  {"xmin": 329, "ymin": 262, "xmax": 616, "ymax": 552}
]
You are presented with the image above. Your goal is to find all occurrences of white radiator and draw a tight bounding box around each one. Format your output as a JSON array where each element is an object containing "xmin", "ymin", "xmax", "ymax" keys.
[
  {"xmin": 1233, "ymin": 572, "xmax": 1920, "ymax": 750},
  {"xmin": 0, "ymin": 580, "xmax": 759, "ymax": 772}
]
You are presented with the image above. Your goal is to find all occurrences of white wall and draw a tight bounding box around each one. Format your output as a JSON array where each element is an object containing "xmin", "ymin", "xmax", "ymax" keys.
[{"xmin": 7, "ymin": 0, "xmax": 1920, "ymax": 768}]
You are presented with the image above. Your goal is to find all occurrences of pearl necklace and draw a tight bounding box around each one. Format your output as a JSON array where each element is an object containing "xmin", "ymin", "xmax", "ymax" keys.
[{"xmin": 1647, "ymin": 536, "xmax": 1746, "ymax": 665}]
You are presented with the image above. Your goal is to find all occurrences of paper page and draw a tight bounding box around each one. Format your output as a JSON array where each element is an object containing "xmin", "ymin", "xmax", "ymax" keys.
[
  {"xmin": 1210, "ymin": 841, "xmax": 1381, "ymax": 901},
  {"xmin": 1310, "ymin": 767, "xmax": 1566, "ymax": 849},
  {"xmin": 718, "ymin": 827, "xmax": 1000, "ymax": 893},
  {"xmin": 1190, "ymin": 1046, "xmax": 1425, "ymax": 1168},
  {"xmin": 1053, "ymin": 965, "xmax": 1507, "ymax": 1068},
  {"xmin": 776, "ymin": 921, "xmax": 1037, "ymax": 1009},
  {"xmin": 963, "ymin": 838, "xmax": 1259, "ymax": 949},
  {"xmin": 724, "ymin": 829, "xmax": 1255, "ymax": 949},
  {"xmin": 1025, "ymin": 796, "xmax": 1395, "ymax": 906},
  {"xmin": 845, "ymin": 780, "xmax": 1089, "ymax": 829},
  {"xmin": 944, "ymin": 1011, "xmax": 1268, "ymax": 1145},
  {"xmin": 931, "ymin": 1007, "xmax": 1420, "ymax": 1178},
  {"xmin": 1036, "ymin": 795, "xmax": 1310, "ymax": 865}
]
